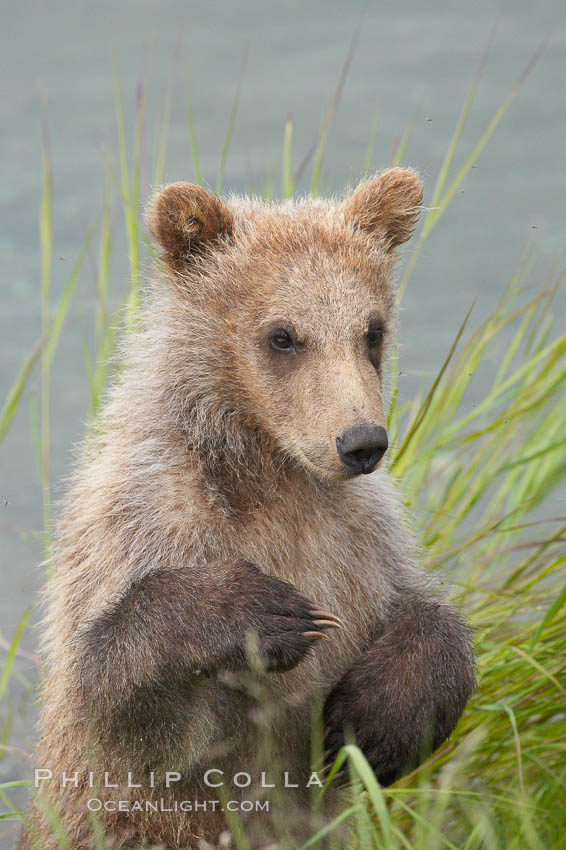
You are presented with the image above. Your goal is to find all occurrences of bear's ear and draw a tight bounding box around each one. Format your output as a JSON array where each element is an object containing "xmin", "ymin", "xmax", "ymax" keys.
[
  {"xmin": 343, "ymin": 168, "xmax": 423, "ymax": 251},
  {"xmin": 144, "ymin": 182, "xmax": 234, "ymax": 270}
]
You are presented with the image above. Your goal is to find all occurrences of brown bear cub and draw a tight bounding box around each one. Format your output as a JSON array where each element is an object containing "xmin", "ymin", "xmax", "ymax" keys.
[{"xmin": 20, "ymin": 169, "xmax": 475, "ymax": 849}]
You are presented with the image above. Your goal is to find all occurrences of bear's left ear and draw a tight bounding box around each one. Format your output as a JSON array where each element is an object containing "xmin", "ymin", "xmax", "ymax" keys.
[
  {"xmin": 144, "ymin": 182, "xmax": 234, "ymax": 271},
  {"xmin": 343, "ymin": 168, "xmax": 423, "ymax": 251}
]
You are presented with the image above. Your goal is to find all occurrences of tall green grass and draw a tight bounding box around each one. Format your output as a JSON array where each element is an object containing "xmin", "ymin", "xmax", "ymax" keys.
[{"xmin": 1, "ymin": 41, "xmax": 565, "ymax": 850}]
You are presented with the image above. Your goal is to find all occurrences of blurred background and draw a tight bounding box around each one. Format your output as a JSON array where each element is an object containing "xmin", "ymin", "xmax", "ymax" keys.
[{"xmin": 0, "ymin": 1, "xmax": 565, "ymax": 844}]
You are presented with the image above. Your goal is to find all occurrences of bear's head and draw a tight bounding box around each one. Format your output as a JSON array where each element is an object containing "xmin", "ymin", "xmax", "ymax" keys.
[{"xmin": 145, "ymin": 169, "xmax": 422, "ymax": 483}]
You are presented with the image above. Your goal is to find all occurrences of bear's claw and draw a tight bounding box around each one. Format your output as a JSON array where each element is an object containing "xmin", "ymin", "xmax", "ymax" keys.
[
  {"xmin": 303, "ymin": 631, "xmax": 330, "ymax": 641},
  {"xmin": 310, "ymin": 609, "xmax": 343, "ymax": 627}
]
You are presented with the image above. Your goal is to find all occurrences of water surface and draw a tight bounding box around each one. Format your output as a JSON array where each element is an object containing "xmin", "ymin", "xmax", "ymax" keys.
[{"xmin": 1, "ymin": 1, "xmax": 564, "ymax": 842}]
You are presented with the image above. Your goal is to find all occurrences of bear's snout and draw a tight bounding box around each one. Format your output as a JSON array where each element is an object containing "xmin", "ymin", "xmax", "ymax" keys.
[{"xmin": 336, "ymin": 424, "xmax": 388, "ymax": 475}]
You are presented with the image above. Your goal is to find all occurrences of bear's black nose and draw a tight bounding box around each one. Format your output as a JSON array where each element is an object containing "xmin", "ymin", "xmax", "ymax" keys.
[{"xmin": 336, "ymin": 425, "xmax": 388, "ymax": 475}]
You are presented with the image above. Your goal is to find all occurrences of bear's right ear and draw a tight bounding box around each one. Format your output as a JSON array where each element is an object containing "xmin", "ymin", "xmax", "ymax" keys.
[{"xmin": 144, "ymin": 182, "xmax": 234, "ymax": 271}]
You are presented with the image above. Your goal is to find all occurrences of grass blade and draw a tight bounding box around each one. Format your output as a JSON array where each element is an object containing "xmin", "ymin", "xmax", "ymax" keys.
[
  {"xmin": 0, "ymin": 608, "xmax": 31, "ymax": 702},
  {"xmin": 216, "ymin": 54, "xmax": 246, "ymax": 196},
  {"xmin": 186, "ymin": 80, "xmax": 202, "ymax": 185},
  {"xmin": 0, "ymin": 339, "xmax": 43, "ymax": 446},
  {"xmin": 282, "ymin": 114, "xmax": 294, "ymax": 199}
]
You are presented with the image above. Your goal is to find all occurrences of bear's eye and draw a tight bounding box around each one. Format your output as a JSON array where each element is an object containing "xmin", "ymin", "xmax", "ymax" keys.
[
  {"xmin": 366, "ymin": 323, "xmax": 385, "ymax": 348},
  {"xmin": 270, "ymin": 329, "xmax": 295, "ymax": 353}
]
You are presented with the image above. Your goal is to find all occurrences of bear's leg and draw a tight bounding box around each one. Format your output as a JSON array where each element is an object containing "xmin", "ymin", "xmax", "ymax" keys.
[
  {"xmin": 323, "ymin": 595, "xmax": 475, "ymax": 785},
  {"xmin": 75, "ymin": 558, "xmax": 341, "ymax": 717}
]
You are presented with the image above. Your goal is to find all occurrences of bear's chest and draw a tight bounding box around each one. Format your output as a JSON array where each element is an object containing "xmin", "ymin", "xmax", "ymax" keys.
[{"xmin": 199, "ymin": 477, "xmax": 396, "ymax": 678}]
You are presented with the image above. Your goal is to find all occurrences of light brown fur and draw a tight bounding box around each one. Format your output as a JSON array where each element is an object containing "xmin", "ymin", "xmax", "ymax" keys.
[{"xmin": 20, "ymin": 170, "xmax": 474, "ymax": 849}]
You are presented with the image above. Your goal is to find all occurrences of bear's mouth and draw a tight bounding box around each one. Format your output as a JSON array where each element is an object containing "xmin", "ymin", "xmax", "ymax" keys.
[{"xmin": 296, "ymin": 449, "xmax": 360, "ymax": 483}]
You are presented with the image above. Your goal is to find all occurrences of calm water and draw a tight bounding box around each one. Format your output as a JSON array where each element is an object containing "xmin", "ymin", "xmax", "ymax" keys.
[{"xmin": 1, "ymin": 0, "xmax": 565, "ymax": 842}]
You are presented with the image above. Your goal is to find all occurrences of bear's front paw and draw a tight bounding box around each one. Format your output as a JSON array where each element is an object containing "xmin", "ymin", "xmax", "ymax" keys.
[
  {"xmin": 323, "ymin": 679, "xmax": 415, "ymax": 787},
  {"xmin": 322, "ymin": 602, "xmax": 475, "ymax": 785},
  {"xmin": 234, "ymin": 562, "xmax": 342, "ymax": 673},
  {"xmin": 323, "ymin": 678, "xmax": 447, "ymax": 787}
]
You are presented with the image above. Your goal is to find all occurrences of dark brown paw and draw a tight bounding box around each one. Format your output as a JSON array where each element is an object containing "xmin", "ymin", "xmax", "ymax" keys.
[
  {"xmin": 322, "ymin": 601, "xmax": 475, "ymax": 786},
  {"xmin": 236, "ymin": 564, "xmax": 342, "ymax": 673},
  {"xmin": 323, "ymin": 681, "xmax": 418, "ymax": 787}
]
